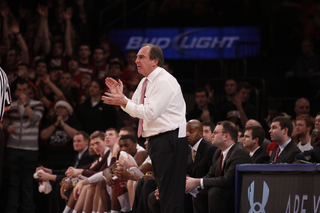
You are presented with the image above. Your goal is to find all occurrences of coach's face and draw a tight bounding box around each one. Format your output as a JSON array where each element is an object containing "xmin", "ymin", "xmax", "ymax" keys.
[{"xmin": 135, "ymin": 46, "xmax": 158, "ymax": 77}]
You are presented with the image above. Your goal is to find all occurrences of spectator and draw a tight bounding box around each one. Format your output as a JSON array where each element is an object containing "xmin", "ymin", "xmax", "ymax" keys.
[
  {"xmin": 78, "ymin": 43, "xmax": 96, "ymax": 77},
  {"xmin": 93, "ymin": 47, "xmax": 108, "ymax": 80},
  {"xmin": 219, "ymin": 81, "xmax": 256, "ymax": 129},
  {"xmin": 122, "ymin": 49, "xmax": 137, "ymax": 82},
  {"xmin": 59, "ymin": 71, "xmax": 79, "ymax": 105},
  {"xmin": 107, "ymin": 61, "xmax": 123, "ymax": 82},
  {"xmin": 78, "ymin": 79, "xmax": 117, "ymax": 134},
  {"xmin": 288, "ymin": 39, "xmax": 320, "ymax": 78},
  {"xmin": 67, "ymin": 56, "xmax": 82, "ymax": 89},
  {"xmin": 295, "ymin": 114, "xmax": 314, "ymax": 152},
  {"xmin": 294, "ymin": 97, "xmax": 310, "ymax": 118},
  {"xmin": 186, "ymin": 87, "xmax": 220, "ymax": 123},
  {"xmin": 40, "ymin": 100, "xmax": 81, "ymax": 169},
  {"xmin": 315, "ymin": 112, "xmax": 320, "ymax": 127},
  {"xmin": 215, "ymin": 79, "xmax": 237, "ymax": 110},
  {"xmin": 3, "ymin": 79, "xmax": 44, "ymax": 213},
  {"xmin": 296, "ymin": 126, "xmax": 320, "ymax": 163}
]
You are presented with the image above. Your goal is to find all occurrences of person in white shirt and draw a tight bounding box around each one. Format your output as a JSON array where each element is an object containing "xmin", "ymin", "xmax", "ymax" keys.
[
  {"xmin": 102, "ymin": 43, "xmax": 188, "ymax": 213},
  {"xmin": 295, "ymin": 114, "xmax": 315, "ymax": 152}
]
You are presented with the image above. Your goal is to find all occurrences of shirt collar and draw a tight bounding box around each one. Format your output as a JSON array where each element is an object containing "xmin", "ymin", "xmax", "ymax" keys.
[
  {"xmin": 146, "ymin": 67, "xmax": 162, "ymax": 83},
  {"xmin": 192, "ymin": 138, "xmax": 202, "ymax": 152},
  {"xmin": 279, "ymin": 139, "xmax": 291, "ymax": 152},
  {"xmin": 249, "ymin": 146, "xmax": 260, "ymax": 157},
  {"xmin": 78, "ymin": 147, "xmax": 88, "ymax": 159},
  {"xmin": 222, "ymin": 143, "xmax": 235, "ymax": 160}
]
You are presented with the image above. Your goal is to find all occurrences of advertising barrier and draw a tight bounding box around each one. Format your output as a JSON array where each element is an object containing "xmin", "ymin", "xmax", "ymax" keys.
[
  {"xmin": 235, "ymin": 164, "xmax": 320, "ymax": 213},
  {"xmin": 109, "ymin": 27, "xmax": 260, "ymax": 59}
]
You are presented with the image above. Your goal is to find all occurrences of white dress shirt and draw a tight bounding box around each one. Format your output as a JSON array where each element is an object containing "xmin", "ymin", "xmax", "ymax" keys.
[{"xmin": 123, "ymin": 67, "xmax": 187, "ymax": 138}]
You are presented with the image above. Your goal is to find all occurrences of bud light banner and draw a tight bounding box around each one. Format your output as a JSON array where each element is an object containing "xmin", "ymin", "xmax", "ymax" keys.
[{"xmin": 108, "ymin": 27, "xmax": 260, "ymax": 59}]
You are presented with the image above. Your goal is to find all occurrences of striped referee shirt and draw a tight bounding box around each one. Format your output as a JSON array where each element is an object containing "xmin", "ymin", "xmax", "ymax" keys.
[{"xmin": 0, "ymin": 67, "xmax": 11, "ymax": 121}]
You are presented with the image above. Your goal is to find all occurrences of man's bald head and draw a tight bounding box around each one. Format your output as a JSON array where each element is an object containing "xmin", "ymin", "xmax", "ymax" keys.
[
  {"xmin": 186, "ymin": 120, "xmax": 203, "ymax": 146},
  {"xmin": 245, "ymin": 119, "xmax": 262, "ymax": 128},
  {"xmin": 187, "ymin": 119, "xmax": 203, "ymax": 130}
]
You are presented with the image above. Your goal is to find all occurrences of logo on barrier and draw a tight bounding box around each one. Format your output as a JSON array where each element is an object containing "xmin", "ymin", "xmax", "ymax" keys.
[{"xmin": 248, "ymin": 181, "xmax": 269, "ymax": 213}]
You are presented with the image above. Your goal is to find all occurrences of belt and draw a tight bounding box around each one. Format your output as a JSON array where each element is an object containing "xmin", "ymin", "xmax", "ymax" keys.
[{"xmin": 146, "ymin": 128, "xmax": 179, "ymax": 141}]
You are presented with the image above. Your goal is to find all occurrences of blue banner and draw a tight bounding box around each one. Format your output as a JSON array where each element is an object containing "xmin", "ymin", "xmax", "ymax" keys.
[{"xmin": 109, "ymin": 27, "xmax": 260, "ymax": 59}]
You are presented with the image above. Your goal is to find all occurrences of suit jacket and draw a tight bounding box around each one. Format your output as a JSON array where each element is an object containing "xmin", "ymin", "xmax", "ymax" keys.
[
  {"xmin": 187, "ymin": 139, "xmax": 217, "ymax": 178},
  {"xmin": 53, "ymin": 148, "xmax": 95, "ymax": 181},
  {"xmin": 251, "ymin": 147, "xmax": 270, "ymax": 164},
  {"xmin": 203, "ymin": 142, "xmax": 252, "ymax": 189},
  {"xmin": 270, "ymin": 140, "xmax": 301, "ymax": 163}
]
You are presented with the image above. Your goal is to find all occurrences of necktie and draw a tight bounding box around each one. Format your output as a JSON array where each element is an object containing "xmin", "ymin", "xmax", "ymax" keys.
[
  {"xmin": 218, "ymin": 152, "xmax": 223, "ymax": 176},
  {"xmin": 74, "ymin": 157, "xmax": 80, "ymax": 168},
  {"xmin": 273, "ymin": 147, "xmax": 280, "ymax": 162},
  {"xmin": 191, "ymin": 148, "xmax": 196, "ymax": 163},
  {"xmin": 137, "ymin": 78, "xmax": 148, "ymax": 138}
]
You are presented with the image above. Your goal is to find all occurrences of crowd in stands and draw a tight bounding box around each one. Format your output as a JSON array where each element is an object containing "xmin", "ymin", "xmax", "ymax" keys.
[{"xmin": 1, "ymin": 0, "xmax": 320, "ymax": 213}]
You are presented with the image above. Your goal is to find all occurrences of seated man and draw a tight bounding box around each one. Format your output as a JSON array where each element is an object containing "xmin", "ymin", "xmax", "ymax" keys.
[
  {"xmin": 36, "ymin": 131, "xmax": 95, "ymax": 181},
  {"xmin": 74, "ymin": 135, "xmax": 147, "ymax": 213},
  {"xmin": 245, "ymin": 119, "xmax": 271, "ymax": 151},
  {"xmin": 296, "ymin": 126, "xmax": 320, "ymax": 163},
  {"xmin": 36, "ymin": 131, "xmax": 95, "ymax": 212},
  {"xmin": 269, "ymin": 116, "xmax": 301, "ymax": 163},
  {"xmin": 295, "ymin": 114, "xmax": 314, "ymax": 152},
  {"xmin": 243, "ymin": 126, "xmax": 270, "ymax": 163},
  {"xmin": 62, "ymin": 130, "xmax": 114, "ymax": 213},
  {"xmin": 202, "ymin": 121, "xmax": 215, "ymax": 144},
  {"xmin": 185, "ymin": 121, "xmax": 252, "ymax": 213}
]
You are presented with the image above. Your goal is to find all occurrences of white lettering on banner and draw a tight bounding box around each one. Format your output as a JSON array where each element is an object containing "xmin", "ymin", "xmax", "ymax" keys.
[
  {"xmin": 126, "ymin": 37, "xmax": 171, "ymax": 49},
  {"xmin": 314, "ymin": 195, "xmax": 320, "ymax": 213},
  {"xmin": 294, "ymin": 194, "xmax": 300, "ymax": 213},
  {"xmin": 125, "ymin": 31, "xmax": 240, "ymax": 53},
  {"xmin": 286, "ymin": 194, "xmax": 291, "ymax": 213},
  {"xmin": 286, "ymin": 194, "xmax": 309, "ymax": 213}
]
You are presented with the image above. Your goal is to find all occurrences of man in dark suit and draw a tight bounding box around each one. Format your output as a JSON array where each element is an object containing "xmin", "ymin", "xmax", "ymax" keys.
[
  {"xmin": 185, "ymin": 120, "xmax": 217, "ymax": 213},
  {"xmin": 243, "ymin": 126, "xmax": 270, "ymax": 163},
  {"xmin": 185, "ymin": 121, "xmax": 252, "ymax": 213},
  {"xmin": 269, "ymin": 116, "xmax": 301, "ymax": 163}
]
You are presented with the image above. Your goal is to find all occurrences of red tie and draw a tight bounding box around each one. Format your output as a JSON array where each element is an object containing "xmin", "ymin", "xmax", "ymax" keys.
[
  {"xmin": 273, "ymin": 147, "xmax": 280, "ymax": 162},
  {"xmin": 137, "ymin": 78, "xmax": 148, "ymax": 138},
  {"xmin": 219, "ymin": 152, "xmax": 223, "ymax": 176}
]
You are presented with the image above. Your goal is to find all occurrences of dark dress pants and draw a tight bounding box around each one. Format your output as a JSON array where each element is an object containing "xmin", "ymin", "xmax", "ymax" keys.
[{"xmin": 148, "ymin": 129, "xmax": 188, "ymax": 213}]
